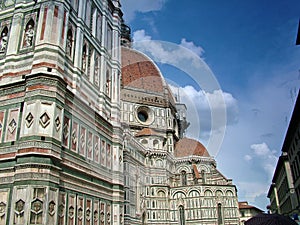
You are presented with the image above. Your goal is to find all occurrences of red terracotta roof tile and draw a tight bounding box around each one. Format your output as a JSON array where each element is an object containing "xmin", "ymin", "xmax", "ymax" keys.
[
  {"xmin": 135, "ymin": 128, "xmax": 162, "ymax": 137},
  {"xmin": 175, "ymin": 137, "xmax": 209, "ymax": 157},
  {"xmin": 121, "ymin": 47, "xmax": 164, "ymax": 93}
]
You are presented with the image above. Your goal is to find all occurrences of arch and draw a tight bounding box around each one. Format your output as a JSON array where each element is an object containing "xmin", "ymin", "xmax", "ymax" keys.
[
  {"xmin": 188, "ymin": 190, "xmax": 200, "ymax": 197},
  {"xmin": 157, "ymin": 190, "xmax": 166, "ymax": 198},
  {"xmin": 226, "ymin": 190, "xmax": 234, "ymax": 196},
  {"xmin": 204, "ymin": 190, "xmax": 213, "ymax": 197},
  {"xmin": 153, "ymin": 139, "xmax": 159, "ymax": 149},
  {"xmin": 141, "ymin": 139, "xmax": 148, "ymax": 145},
  {"xmin": 172, "ymin": 191, "xmax": 186, "ymax": 199},
  {"xmin": 199, "ymin": 165, "xmax": 210, "ymax": 173},
  {"xmin": 216, "ymin": 190, "xmax": 223, "ymax": 197},
  {"xmin": 177, "ymin": 165, "xmax": 190, "ymax": 174},
  {"xmin": 23, "ymin": 19, "xmax": 35, "ymax": 47},
  {"xmin": 155, "ymin": 159, "xmax": 163, "ymax": 168}
]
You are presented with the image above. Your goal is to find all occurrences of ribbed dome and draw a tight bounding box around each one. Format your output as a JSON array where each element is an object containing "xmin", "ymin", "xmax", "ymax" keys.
[
  {"xmin": 175, "ymin": 138, "xmax": 210, "ymax": 158},
  {"xmin": 121, "ymin": 47, "xmax": 165, "ymax": 94}
]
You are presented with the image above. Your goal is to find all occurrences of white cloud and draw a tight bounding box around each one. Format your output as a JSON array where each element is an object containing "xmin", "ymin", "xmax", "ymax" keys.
[
  {"xmin": 169, "ymin": 85, "xmax": 239, "ymax": 145},
  {"xmin": 180, "ymin": 38, "xmax": 204, "ymax": 57},
  {"xmin": 247, "ymin": 142, "xmax": 278, "ymax": 180},
  {"xmin": 132, "ymin": 30, "xmax": 206, "ymax": 70},
  {"xmin": 133, "ymin": 30, "xmax": 152, "ymax": 42},
  {"xmin": 237, "ymin": 181, "xmax": 269, "ymax": 206},
  {"xmin": 244, "ymin": 155, "xmax": 252, "ymax": 161},
  {"xmin": 251, "ymin": 142, "xmax": 271, "ymax": 156},
  {"xmin": 122, "ymin": 0, "xmax": 167, "ymax": 22}
]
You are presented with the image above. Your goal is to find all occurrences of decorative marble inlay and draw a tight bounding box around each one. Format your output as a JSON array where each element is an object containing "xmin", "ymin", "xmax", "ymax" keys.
[
  {"xmin": 31, "ymin": 199, "xmax": 43, "ymax": 213},
  {"xmin": 55, "ymin": 116, "xmax": 61, "ymax": 131},
  {"xmin": 93, "ymin": 210, "xmax": 99, "ymax": 222},
  {"xmin": 0, "ymin": 202, "xmax": 6, "ymax": 218},
  {"xmin": 71, "ymin": 129, "xmax": 77, "ymax": 145},
  {"xmin": 25, "ymin": 112, "xmax": 34, "ymax": 128},
  {"xmin": 78, "ymin": 207, "xmax": 83, "ymax": 220},
  {"xmin": 39, "ymin": 112, "xmax": 50, "ymax": 128},
  {"xmin": 63, "ymin": 119, "xmax": 69, "ymax": 141},
  {"xmin": 8, "ymin": 118, "xmax": 17, "ymax": 133},
  {"xmin": 86, "ymin": 208, "xmax": 91, "ymax": 221},
  {"xmin": 68, "ymin": 206, "xmax": 74, "ymax": 218},
  {"xmin": 58, "ymin": 204, "xmax": 65, "ymax": 217},
  {"xmin": 15, "ymin": 199, "xmax": 25, "ymax": 214},
  {"xmin": 48, "ymin": 201, "xmax": 55, "ymax": 216}
]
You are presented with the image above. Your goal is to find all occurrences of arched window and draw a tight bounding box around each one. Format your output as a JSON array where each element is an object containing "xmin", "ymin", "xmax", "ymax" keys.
[
  {"xmin": 179, "ymin": 205, "xmax": 185, "ymax": 225},
  {"xmin": 82, "ymin": 44, "xmax": 87, "ymax": 72},
  {"xmin": 201, "ymin": 170, "xmax": 206, "ymax": 183},
  {"xmin": 181, "ymin": 170, "xmax": 187, "ymax": 186},
  {"xmin": 153, "ymin": 139, "xmax": 159, "ymax": 149},
  {"xmin": 105, "ymin": 69, "xmax": 111, "ymax": 96},
  {"xmin": 142, "ymin": 212, "xmax": 146, "ymax": 225},
  {"xmin": 217, "ymin": 203, "xmax": 223, "ymax": 225}
]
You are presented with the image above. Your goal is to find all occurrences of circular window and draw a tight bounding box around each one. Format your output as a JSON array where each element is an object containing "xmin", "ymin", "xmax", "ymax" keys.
[
  {"xmin": 138, "ymin": 111, "xmax": 148, "ymax": 122},
  {"xmin": 136, "ymin": 106, "xmax": 154, "ymax": 125}
]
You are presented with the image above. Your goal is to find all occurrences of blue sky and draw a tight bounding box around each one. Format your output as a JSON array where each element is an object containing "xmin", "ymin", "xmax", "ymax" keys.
[{"xmin": 121, "ymin": 0, "xmax": 300, "ymax": 210}]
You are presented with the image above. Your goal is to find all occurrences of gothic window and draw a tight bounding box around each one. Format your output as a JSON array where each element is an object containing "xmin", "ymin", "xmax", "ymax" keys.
[
  {"xmin": 105, "ymin": 69, "xmax": 111, "ymax": 97},
  {"xmin": 181, "ymin": 170, "xmax": 187, "ymax": 186},
  {"xmin": 94, "ymin": 54, "xmax": 100, "ymax": 85},
  {"xmin": 82, "ymin": 43, "xmax": 87, "ymax": 72},
  {"xmin": 142, "ymin": 212, "xmax": 146, "ymax": 225},
  {"xmin": 23, "ymin": 19, "xmax": 35, "ymax": 47},
  {"xmin": 217, "ymin": 203, "xmax": 223, "ymax": 225},
  {"xmin": 66, "ymin": 28, "xmax": 73, "ymax": 57},
  {"xmin": 179, "ymin": 205, "xmax": 185, "ymax": 225},
  {"xmin": 201, "ymin": 170, "xmax": 206, "ymax": 183},
  {"xmin": 0, "ymin": 26, "xmax": 8, "ymax": 53}
]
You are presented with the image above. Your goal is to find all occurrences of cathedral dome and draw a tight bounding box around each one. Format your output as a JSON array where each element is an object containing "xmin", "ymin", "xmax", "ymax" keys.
[
  {"xmin": 175, "ymin": 137, "xmax": 210, "ymax": 158},
  {"xmin": 121, "ymin": 46, "xmax": 165, "ymax": 94}
]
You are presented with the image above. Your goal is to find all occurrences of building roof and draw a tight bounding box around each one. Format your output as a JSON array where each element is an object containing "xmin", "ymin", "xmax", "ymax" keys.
[
  {"xmin": 135, "ymin": 128, "xmax": 162, "ymax": 137},
  {"xmin": 175, "ymin": 137, "xmax": 210, "ymax": 158},
  {"xmin": 238, "ymin": 201, "xmax": 263, "ymax": 212},
  {"xmin": 121, "ymin": 46, "xmax": 165, "ymax": 94}
]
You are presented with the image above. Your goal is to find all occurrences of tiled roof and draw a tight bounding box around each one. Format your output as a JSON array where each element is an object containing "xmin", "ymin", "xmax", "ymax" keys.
[
  {"xmin": 121, "ymin": 47, "xmax": 164, "ymax": 93},
  {"xmin": 175, "ymin": 137, "xmax": 210, "ymax": 158},
  {"xmin": 238, "ymin": 202, "xmax": 263, "ymax": 211},
  {"xmin": 135, "ymin": 128, "xmax": 162, "ymax": 137}
]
